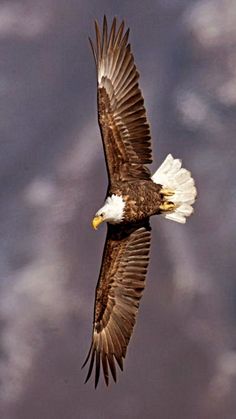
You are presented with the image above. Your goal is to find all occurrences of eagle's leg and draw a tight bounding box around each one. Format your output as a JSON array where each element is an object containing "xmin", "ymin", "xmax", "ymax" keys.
[
  {"xmin": 159, "ymin": 201, "xmax": 176, "ymax": 212},
  {"xmin": 159, "ymin": 188, "xmax": 174, "ymax": 197}
]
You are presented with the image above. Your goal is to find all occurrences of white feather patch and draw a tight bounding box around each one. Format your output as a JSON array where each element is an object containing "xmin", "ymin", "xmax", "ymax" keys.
[{"xmin": 152, "ymin": 154, "xmax": 197, "ymax": 224}]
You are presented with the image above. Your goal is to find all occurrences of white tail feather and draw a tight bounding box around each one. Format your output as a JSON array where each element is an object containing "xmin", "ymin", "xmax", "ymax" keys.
[{"xmin": 152, "ymin": 154, "xmax": 197, "ymax": 224}]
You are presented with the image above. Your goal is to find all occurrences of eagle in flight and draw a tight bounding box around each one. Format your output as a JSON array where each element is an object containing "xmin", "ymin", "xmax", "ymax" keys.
[{"xmin": 83, "ymin": 16, "xmax": 197, "ymax": 387}]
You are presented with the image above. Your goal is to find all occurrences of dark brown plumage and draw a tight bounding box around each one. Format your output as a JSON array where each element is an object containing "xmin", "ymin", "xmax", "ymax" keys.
[
  {"xmin": 89, "ymin": 16, "xmax": 152, "ymax": 183},
  {"xmin": 83, "ymin": 220, "xmax": 151, "ymax": 387},
  {"xmin": 83, "ymin": 16, "xmax": 156, "ymax": 387}
]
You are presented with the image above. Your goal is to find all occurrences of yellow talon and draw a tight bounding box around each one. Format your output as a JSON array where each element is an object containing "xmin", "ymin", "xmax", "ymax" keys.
[
  {"xmin": 159, "ymin": 201, "xmax": 176, "ymax": 212},
  {"xmin": 160, "ymin": 188, "xmax": 175, "ymax": 197}
]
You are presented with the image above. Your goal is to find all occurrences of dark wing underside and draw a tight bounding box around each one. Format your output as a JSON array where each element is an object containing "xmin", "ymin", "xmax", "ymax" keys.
[
  {"xmin": 89, "ymin": 16, "xmax": 152, "ymax": 183},
  {"xmin": 83, "ymin": 220, "xmax": 151, "ymax": 387}
]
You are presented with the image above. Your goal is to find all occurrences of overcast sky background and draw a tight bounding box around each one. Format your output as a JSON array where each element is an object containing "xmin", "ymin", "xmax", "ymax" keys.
[{"xmin": 0, "ymin": 1, "xmax": 236, "ymax": 418}]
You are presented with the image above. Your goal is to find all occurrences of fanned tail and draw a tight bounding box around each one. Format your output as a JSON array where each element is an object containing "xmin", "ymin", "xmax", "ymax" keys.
[{"xmin": 152, "ymin": 154, "xmax": 197, "ymax": 224}]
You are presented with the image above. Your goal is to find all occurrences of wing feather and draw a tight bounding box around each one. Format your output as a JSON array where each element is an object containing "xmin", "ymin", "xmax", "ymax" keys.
[
  {"xmin": 83, "ymin": 220, "xmax": 151, "ymax": 386},
  {"xmin": 90, "ymin": 16, "xmax": 152, "ymax": 182},
  {"xmin": 102, "ymin": 352, "xmax": 109, "ymax": 385}
]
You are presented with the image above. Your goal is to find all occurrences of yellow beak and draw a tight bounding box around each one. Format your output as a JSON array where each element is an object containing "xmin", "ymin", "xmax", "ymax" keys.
[{"xmin": 92, "ymin": 215, "xmax": 104, "ymax": 230}]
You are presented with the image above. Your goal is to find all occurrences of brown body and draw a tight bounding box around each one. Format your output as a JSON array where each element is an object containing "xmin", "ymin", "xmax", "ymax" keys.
[{"xmin": 109, "ymin": 180, "xmax": 162, "ymax": 222}]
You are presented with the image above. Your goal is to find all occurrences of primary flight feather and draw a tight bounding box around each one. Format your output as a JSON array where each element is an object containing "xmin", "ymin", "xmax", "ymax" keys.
[{"xmin": 83, "ymin": 16, "xmax": 197, "ymax": 387}]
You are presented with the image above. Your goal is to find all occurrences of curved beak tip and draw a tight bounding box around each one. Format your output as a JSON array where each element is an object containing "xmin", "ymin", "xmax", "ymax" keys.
[{"xmin": 92, "ymin": 215, "xmax": 103, "ymax": 230}]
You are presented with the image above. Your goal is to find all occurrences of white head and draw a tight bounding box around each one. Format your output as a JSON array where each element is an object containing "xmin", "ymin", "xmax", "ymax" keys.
[{"xmin": 92, "ymin": 194, "xmax": 125, "ymax": 229}]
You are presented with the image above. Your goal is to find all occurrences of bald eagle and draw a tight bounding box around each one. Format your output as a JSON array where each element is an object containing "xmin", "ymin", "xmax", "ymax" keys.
[{"xmin": 83, "ymin": 16, "xmax": 197, "ymax": 387}]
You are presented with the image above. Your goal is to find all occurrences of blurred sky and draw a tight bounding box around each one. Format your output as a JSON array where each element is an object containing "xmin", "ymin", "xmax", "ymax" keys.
[{"xmin": 0, "ymin": 1, "xmax": 236, "ymax": 418}]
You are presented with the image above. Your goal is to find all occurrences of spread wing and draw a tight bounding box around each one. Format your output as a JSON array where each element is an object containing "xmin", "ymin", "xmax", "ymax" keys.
[
  {"xmin": 83, "ymin": 220, "xmax": 151, "ymax": 387},
  {"xmin": 89, "ymin": 16, "xmax": 152, "ymax": 183}
]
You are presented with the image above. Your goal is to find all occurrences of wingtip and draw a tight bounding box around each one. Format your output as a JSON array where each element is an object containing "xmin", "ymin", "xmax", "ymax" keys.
[
  {"xmin": 112, "ymin": 16, "xmax": 117, "ymax": 26},
  {"xmin": 84, "ymin": 375, "xmax": 90, "ymax": 385},
  {"xmin": 88, "ymin": 36, "xmax": 93, "ymax": 49},
  {"xmin": 115, "ymin": 355, "xmax": 124, "ymax": 372},
  {"xmin": 95, "ymin": 349, "xmax": 101, "ymax": 388},
  {"xmin": 81, "ymin": 342, "xmax": 92, "ymax": 370},
  {"xmin": 107, "ymin": 354, "xmax": 117, "ymax": 383},
  {"xmin": 81, "ymin": 357, "xmax": 88, "ymax": 370},
  {"xmin": 103, "ymin": 14, "xmax": 107, "ymax": 27},
  {"xmin": 104, "ymin": 376, "xmax": 109, "ymax": 387},
  {"xmin": 82, "ymin": 342, "xmax": 95, "ymax": 387},
  {"xmin": 111, "ymin": 16, "xmax": 117, "ymax": 33}
]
